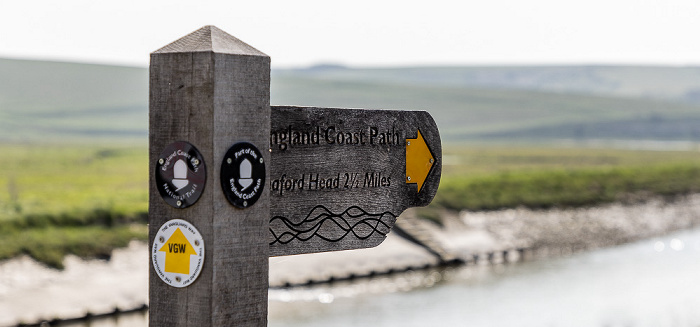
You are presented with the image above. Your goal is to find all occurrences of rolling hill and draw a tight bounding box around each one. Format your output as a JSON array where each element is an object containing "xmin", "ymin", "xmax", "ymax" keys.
[
  {"xmin": 1, "ymin": 58, "xmax": 700, "ymax": 144},
  {"xmin": 0, "ymin": 58, "xmax": 148, "ymax": 142},
  {"xmin": 283, "ymin": 65, "xmax": 700, "ymax": 102}
]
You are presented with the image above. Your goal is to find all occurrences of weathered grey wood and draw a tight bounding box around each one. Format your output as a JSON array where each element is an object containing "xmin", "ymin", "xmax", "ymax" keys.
[
  {"xmin": 149, "ymin": 26, "xmax": 270, "ymax": 327},
  {"xmin": 149, "ymin": 25, "xmax": 442, "ymax": 327},
  {"xmin": 268, "ymin": 106, "xmax": 441, "ymax": 256}
]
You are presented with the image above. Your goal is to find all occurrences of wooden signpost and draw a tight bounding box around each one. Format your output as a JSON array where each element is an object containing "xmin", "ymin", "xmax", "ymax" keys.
[
  {"xmin": 269, "ymin": 106, "xmax": 440, "ymax": 256},
  {"xmin": 149, "ymin": 26, "xmax": 441, "ymax": 327}
]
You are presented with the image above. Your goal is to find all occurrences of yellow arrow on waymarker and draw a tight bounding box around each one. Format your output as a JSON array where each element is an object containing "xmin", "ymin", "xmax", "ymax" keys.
[
  {"xmin": 406, "ymin": 129, "xmax": 435, "ymax": 193},
  {"xmin": 159, "ymin": 227, "xmax": 197, "ymax": 274}
]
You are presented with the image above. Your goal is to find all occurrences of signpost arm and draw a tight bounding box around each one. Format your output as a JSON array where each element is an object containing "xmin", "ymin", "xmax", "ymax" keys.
[{"xmin": 149, "ymin": 26, "xmax": 270, "ymax": 326}]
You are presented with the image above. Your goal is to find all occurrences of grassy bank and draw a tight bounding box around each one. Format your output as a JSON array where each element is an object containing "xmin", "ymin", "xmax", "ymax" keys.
[
  {"xmin": 435, "ymin": 163, "xmax": 700, "ymax": 211},
  {"xmin": 0, "ymin": 144, "xmax": 148, "ymax": 268},
  {"xmin": 1, "ymin": 143, "xmax": 699, "ymax": 267},
  {"xmin": 418, "ymin": 144, "xmax": 700, "ymax": 222}
]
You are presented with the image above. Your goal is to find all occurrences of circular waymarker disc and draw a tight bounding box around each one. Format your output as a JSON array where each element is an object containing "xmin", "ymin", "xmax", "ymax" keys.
[
  {"xmin": 220, "ymin": 142, "xmax": 266, "ymax": 209},
  {"xmin": 155, "ymin": 141, "xmax": 206, "ymax": 209},
  {"xmin": 152, "ymin": 219, "xmax": 205, "ymax": 288}
]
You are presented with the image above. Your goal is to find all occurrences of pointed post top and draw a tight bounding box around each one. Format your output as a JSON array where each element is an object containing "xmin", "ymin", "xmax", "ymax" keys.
[{"xmin": 153, "ymin": 25, "xmax": 267, "ymax": 57}]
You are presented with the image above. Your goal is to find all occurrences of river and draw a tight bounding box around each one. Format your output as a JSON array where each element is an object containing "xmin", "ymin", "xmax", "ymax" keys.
[{"xmin": 63, "ymin": 227, "xmax": 700, "ymax": 327}]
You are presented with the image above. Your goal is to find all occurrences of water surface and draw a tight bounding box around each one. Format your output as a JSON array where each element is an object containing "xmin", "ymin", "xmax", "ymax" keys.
[
  {"xmin": 269, "ymin": 228, "xmax": 700, "ymax": 327},
  {"xmin": 63, "ymin": 228, "xmax": 700, "ymax": 327}
]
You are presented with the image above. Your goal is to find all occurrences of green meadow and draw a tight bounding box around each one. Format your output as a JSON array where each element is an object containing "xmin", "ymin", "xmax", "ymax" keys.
[
  {"xmin": 432, "ymin": 145, "xmax": 700, "ymax": 212},
  {"xmin": 2, "ymin": 142, "xmax": 699, "ymax": 267},
  {"xmin": 0, "ymin": 144, "xmax": 148, "ymax": 268},
  {"xmin": 2, "ymin": 58, "xmax": 700, "ymax": 267}
]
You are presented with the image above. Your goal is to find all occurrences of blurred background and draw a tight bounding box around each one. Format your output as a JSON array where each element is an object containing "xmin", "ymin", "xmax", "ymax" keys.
[{"xmin": 2, "ymin": 1, "xmax": 700, "ymax": 326}]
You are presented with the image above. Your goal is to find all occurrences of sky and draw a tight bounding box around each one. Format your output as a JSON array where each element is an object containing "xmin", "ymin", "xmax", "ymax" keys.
[{"xmin": 1, "ymin": 0, "xmax": 700, "ymax": 68}]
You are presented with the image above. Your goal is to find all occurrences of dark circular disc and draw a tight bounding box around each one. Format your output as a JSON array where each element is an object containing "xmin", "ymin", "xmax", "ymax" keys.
[
  {"xmin": 220, "ymin": 142, "xmax": 266, "ymax": 209},
  {"xmin": 155, "ymin": 141, "xmax": 206, "ymax": 209}
]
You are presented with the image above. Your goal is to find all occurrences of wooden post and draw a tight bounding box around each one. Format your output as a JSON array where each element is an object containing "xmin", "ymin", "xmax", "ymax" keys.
[
  {"xmin": 149, "ymin": 26, "xmax": 270, "ymax": 326},
  {"xmin": 148, "ymin": 25, "xmax": 442, "ymax": 327}
]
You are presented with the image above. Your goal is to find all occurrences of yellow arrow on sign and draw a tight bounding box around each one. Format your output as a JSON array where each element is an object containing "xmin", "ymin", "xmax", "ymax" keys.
[
  {"xmin": 159, "ymin": 228, "xmax": 197, "ymax": 274},
  {"xmin": 406, "ymin": 130, "xmax": 435, "ymax": 193}
]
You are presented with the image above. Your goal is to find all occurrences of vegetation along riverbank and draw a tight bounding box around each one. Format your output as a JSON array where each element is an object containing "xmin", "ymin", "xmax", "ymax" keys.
[{"xmin": 1, "ymin": 142, "xmax": 699, "ymax": 268}]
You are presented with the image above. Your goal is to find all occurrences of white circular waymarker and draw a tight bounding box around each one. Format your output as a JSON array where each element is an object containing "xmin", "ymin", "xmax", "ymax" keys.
[{"xmin": 152, "ymin": 219, "xmax": 205, "ymax": 288}]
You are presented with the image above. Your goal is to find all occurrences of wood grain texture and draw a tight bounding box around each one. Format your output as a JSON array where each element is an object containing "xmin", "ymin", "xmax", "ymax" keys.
[
  {"xmin": 269, "ymin": 106, "xmax": 441, "ymax": 256},
  {"xmin": 149, "ymin": 26, "xmax": 270, "ymax": 327}
]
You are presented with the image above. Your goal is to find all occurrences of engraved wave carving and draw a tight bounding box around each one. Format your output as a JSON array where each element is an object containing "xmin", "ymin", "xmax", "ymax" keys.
[{"xmin": 269, "ymin": 205, "xmax": 396, "ymax": 245}]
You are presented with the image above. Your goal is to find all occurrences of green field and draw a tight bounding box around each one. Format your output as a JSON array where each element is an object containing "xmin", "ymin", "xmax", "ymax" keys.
[
  {"xmin": 0, "ymin": 144, "xmax": 148, "ymax": 268},
  {"xmin": 423, "ymin": 145, "xmax": 700, "ymax": 216},
  {"xmin": 2, "ymin": 58, "xmax": 700, "ymax": 267},
  {"xmin": 2, "ymin": 142, "xmax": 699, "ymax": 267}
]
